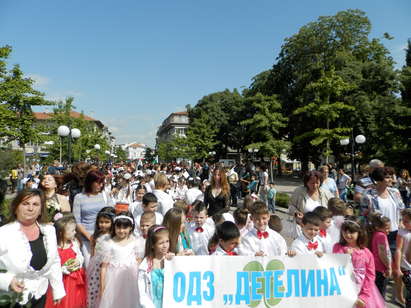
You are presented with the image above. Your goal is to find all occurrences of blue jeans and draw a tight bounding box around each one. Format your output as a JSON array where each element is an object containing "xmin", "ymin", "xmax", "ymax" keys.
[
  {"xmin": 339, "ymin": 188, "xmax": 347, "ymax": 202},
  {"xmin": 268, "ymin": 198, "xmax": 275, "ymax": 213}
]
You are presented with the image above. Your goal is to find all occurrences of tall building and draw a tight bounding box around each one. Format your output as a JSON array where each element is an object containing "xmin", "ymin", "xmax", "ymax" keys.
[
  {"xmin": 121, "ymin": 142, "xmax": 147, "ymax": 161},
  {"xmin": 156, "ymin": 111, "xmax": 189, "ymax": 145}
]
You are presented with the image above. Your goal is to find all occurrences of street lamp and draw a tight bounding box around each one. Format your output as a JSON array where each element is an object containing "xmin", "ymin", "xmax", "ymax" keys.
[
  {"xmin": 57, "ymin": 125, "xmax": 81, "ymax": 164},
  {"xmin": 94, "ymin": 144, "xmax": 101, "ymax": 150},
  {"xmin": 339, "ymin": 134, "xmax": 366, "ymax": 179},
  {"xmin": 248, "ymin": 148, "xmax": 258, "ymax": 161}
]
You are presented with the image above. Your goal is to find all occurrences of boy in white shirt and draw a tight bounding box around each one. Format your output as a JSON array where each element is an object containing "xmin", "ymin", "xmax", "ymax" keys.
[
  {"xmin": 290, "ymin": 212, "xmax": 324, "ymax": 256},
  {"xmin": 135, "ymin": 211, "xmax": 156, "ymax": 259},
  {"xmin": 238, "ymin": 201, "xmax": 287, "ymax": 256},
  {"xmin": 187, "ymin": 201, "xmax": 215, "ymax": 255},
  {"xmin": 233, "ymin": 208, "xmax": 250, "ymax": 237},
  {"xmin": 313, "ymin": 206, "xmax": 333, "ymax": 253},
  {"xmin": 135, "ymin": 193, "xmax": 163, "ymax": 231},
  {"xmin": 212, "ymin": 221, "xmax": 241, "ymax": 256}
]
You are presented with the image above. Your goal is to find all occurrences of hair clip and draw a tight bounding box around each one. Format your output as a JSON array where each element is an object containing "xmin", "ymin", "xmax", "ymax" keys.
[{"xmin": 53, "ymin": 212, "xmax": 64, "ymax": 221}]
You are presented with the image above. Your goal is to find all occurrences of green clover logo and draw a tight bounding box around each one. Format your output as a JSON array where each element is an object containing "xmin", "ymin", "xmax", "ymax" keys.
[{"xmin": 243, "ymin": 259, "xmax": 285, "ymax": 307}]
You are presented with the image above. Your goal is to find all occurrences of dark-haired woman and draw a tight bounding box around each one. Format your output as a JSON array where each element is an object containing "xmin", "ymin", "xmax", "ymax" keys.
[
  {"xmin": 288, "ymin": 170, "xmax": 333, "ymax": 219},
  {"xmin": 73, "ymin": 170, "xmax": 114, "ymax": 266},
  {"xmin": 0, "ymin": 189, "xmax": 65, "ymax": 307},
  {"xmin": 286, "ymin": 171, "xmax": 333, "ymax": 240}
]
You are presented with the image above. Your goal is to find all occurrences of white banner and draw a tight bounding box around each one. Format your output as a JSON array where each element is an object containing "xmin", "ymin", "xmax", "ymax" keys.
[{"xmin": 164, "ymin": 254, "xmax": 357, "ymax": 308}]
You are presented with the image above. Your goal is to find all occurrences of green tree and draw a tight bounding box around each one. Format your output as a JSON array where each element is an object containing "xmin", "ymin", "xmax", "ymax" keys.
[
  {"xmin": 143, "ymin": 147, "xmax": 156, "ymax": 164},
  {"xmin": 186, "ymin": 89, "xmax": 249, "ymax": 160},
  {"xmin": 292, "ymin": 68, "xmax": 354, "ymax": 162},
  {"xmin": 251, "ymin": 9, "xmax": 402, "ymax": 170},
  {"xmin": 0, "ymin": 47, "xmax": 53, "ymax": 171},
  {"xmin": 241, "ymin": 94, "xmax": 289, "ymax": 169},
  {"xmin": 113, "ymin": 145, "xmax": 127, "ymax": 162}
]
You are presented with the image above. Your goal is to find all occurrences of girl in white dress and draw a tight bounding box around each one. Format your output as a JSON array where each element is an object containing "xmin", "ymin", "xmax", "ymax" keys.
[{"xmin": 99, "ymin": 212, "xmax": 140, "ymax": 308}]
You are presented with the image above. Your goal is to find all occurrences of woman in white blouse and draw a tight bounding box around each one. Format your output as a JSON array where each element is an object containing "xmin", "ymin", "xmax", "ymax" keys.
[{"xmin": 0, "ymin": 189, "xmax": 65, "ymax": 307}]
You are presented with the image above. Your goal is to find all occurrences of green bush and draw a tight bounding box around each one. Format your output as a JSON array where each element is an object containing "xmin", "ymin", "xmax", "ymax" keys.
[{"xmin": 276, "ymin": 192, "xmax": 290, "ymax": 208}]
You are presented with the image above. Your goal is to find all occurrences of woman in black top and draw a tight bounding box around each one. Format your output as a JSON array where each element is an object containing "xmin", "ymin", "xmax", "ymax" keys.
[{"xmin": 204, "ymin": 166, "xmax": 230, "ymax": 217}]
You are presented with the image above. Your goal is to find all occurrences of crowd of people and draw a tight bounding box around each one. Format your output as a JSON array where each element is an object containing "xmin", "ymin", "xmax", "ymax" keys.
[{"xmin": 0, "ymin": 159, "xmax": 410, "ymax": 308}]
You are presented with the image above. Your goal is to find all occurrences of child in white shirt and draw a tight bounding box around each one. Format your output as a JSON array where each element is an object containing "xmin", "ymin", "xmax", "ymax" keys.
[
  {"xmin": 238, "ymin": 201, "xmax": 287, "ymax": 256},
  {"xmin": 290, "ymin": 212, "xmax": 324, "ymax": 256},
  {"xmin": 212, "ymin": 221, "xmax": 241, "ymax": 256},
  {"xmin": 233, "ymin": 208, "xmax": 250, "ymax": 237},
  {"xmin": 327, "ymin": 197, "xmax": 348, "ymax": 249},
  {"xmin": 135, "ymin": 211, "xmax": 156, "ymax": 259},
  {"xmin": 313, "ymin": 206, "xmax": 333, "ymax": 253},
  {"xmin": 187, "ymin": 201, "xmax": 215, "ymax": 255},
  {"xmin": 135, "ymin": 193, "xmax": 163, "ymax": 232}
]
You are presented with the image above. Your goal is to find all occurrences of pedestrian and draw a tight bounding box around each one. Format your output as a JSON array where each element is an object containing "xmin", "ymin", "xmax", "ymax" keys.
[
  {"xmin": 138, "ymin": 225, "xmax": 174, "ymax": 308},
  {"xmin": 87, "ymin": 207, "xmax": 115, "ymax": 308},
  {"xmin": 203, "ymin": 166, "xmax": 230, "ymax": 217},
  {"xmin": 162, "ymin": 207, "xmax": 193, "ymax": 256},
  {"xmin": 99, "ymin": 212, "xmax": 140, "ymax": 308},
  {"xmin": 45, "ymin": 214, "xmax": 87, "ymax": 308},
  {"xmin": 367, "ymin": 212, "xmax": 391, "ymax": 299},
  {"xmin": 337, "ymin": 168, "xmax": 351, "ymax": 201},
  {"xmin": 186, "ymin": 201, "xmax": 214, "ymax": 255},
  {"xmin": 289, "ymin": 212, "xmax": 324, "ymax": 257},
  {"xmin": 211, "ymin": 221, "xmax": 240, "ymax": 256},
  {"xmin": 267, "ymin": 182, "xmax": 277, "ymax": 213},
  {"xmin": 238, "ymin": 201, "xmax": 287, "ymax": 256},
  {"xmin": 393, "ymin": 209, "xmax": 411, "ymax": 306},
  {"xmin": 333, "ymin": 217, "xmax": 385, "ymax": 308}
]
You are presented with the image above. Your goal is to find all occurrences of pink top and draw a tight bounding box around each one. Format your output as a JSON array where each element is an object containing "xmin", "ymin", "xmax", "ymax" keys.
[
  {"xmin": 333, "ymin": 243, "xmax": 384, "ymax": 308},
  {"xmin": 371, "ymin": 231, "xmax": 390, "ymax": 273}
]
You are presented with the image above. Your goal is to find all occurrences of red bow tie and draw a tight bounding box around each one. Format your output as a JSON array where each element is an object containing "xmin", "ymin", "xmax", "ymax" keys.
[
  {"xmin": 226, "ymin": 250, "xmax": 237, "ymax": 256},
  {"xmin": 195, "ymin": 227, "xmax": 204, "ymax": 233},
  {"xmin": 319, "ymin": 229, "xmax": 327, "ymax": 238},
  {"xmin": 257, "ymin": 230, "xmax": 269, "ymax": 239},
  {"xmin": 307, "ymin": 241, "xmax": 318, "ymax": 250}
]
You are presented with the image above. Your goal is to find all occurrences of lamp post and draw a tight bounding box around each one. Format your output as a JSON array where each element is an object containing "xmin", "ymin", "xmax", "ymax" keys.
[
  {"xmin": 248, "ymin": 148, "xmax": 258, "ymax": 161},
  {"xmin": 57, "ymin": 125, "xmax": 81, "ymax": 164},
  {"xmin": 339, "ymin": 133, "xmax": 366, "ymax": 179}
]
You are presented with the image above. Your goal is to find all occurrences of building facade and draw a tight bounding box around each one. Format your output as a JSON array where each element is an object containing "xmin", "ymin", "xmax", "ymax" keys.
[
  {"xmin": 156, "ymin": 111, "xmax": 189, "ymax": 145},
  {"xmin": 121, "ymin": 142, "xmax": 147, "ymax": 161}
]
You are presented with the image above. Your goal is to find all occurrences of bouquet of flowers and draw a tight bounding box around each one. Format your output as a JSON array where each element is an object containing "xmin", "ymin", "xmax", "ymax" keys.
[{"xmin": 46, "ymin": 198, "xmax": 61, "ymax": 222}]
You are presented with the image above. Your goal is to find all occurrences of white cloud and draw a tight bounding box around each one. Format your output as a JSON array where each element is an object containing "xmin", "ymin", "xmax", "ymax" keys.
[
  {"xmin": 45, "ymin": 90, "xmax": 84, "ymax": 103},
  {"xmin": 27, "ymin": 74, "xmax": 50, "ymax": 87}
]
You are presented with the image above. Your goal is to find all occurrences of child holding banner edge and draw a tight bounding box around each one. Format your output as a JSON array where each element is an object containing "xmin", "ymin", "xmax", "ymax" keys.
[
  {"xmin": 333, "ymin": 217, "xmax": 385, "ymax": 308},
  {"xmin": 138, "ymin": 225, "xmax": 175, "ymax": 308},
  {"xmin": 210, "ymin": 221, "xmax": 240, "ymax": 255}
]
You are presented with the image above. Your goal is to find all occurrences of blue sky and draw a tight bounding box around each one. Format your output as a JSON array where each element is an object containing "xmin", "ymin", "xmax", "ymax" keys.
[{"xmin": 1, "ymin": 0, "xmax": 410, "ymax": 146}]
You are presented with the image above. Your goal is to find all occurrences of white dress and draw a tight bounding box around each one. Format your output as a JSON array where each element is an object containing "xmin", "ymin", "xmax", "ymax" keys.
[{"xmin": 99, "ymin": 238, "xmax": 141, "ymax": 308}]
